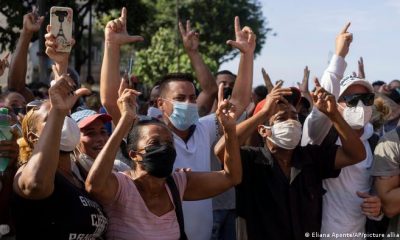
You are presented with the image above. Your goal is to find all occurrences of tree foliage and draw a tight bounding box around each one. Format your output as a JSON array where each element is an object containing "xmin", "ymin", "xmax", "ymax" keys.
[
  {"xmin": 133, "ymin": 0, "xmax": 271, "ymax": 86},
  {"xmin": 0, "ymin": 0, "xmax": 272, "ymax": 87},
  {"xmin": 0, "ymin": 0, "xmax": 148, "ymax": 74},
  {"xmin": 134, "ymin": 27, "xmax": 218, "ymax": 86}
]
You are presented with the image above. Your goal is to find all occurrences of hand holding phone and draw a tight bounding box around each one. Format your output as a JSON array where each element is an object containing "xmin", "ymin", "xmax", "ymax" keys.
[{"xmin": 50, "ymin": 6, "xmax": 73, "ymax": 52}]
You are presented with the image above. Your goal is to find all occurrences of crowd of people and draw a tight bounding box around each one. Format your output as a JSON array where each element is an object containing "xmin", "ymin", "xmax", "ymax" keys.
[{"xmin": 1, "ymin": 6, "xmax": 400, "ymax": 240}]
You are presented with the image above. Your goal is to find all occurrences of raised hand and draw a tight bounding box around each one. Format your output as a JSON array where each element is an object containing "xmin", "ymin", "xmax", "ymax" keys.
[
  {"xmin": 357, "ymin": 57, "xmax": 365, "ymax": 79},
  {"xmin": 49, "ymin": 66, "xmax": 90, "ymax": 115},
  {"xmin": 179, "ymin": 20, "xmax": 199, "ymax": 53},
  {"xmin": 45, "ymin": 25, "xmax": 75, "ymax": 68},
  {"xmin": 297, "ymin": 66, "xmax": 310, "ymax": 94},
  {"xmin": 216, "ymin": 83, "xmax": 236, "ymax": 131},
  {"xmin": 0, "ymin": 53, "xmax": 9, "ymax": 77},
  {"xmin": 226, "ymin": 16, "xmax": 256, "ymax": 54},
  {"xmin": 356, "ymin": 191, "xmax": 382, "ymax": 217},
  {"xmin": 117, "ymin": 77, "xmax": 140, "ymax": 119},
  {"xmin": 105, "ymin": 7, "xmax": 144, "ymax": 46},
  {"xmin": 312, "ymin": 77, "xmax": 338, "ymax": 118},
  {"xmin": 261, "ymin": 81, "xmax": 292, "ymax": 115},
  {"xmin": 22, "ymin": 11, "xmax": 44, "ymax": 34},
  {"xmin": 335, "ymin": 22, "xmax": 353, "ymax": 58},
  {"xmin": 261, "ymin": 68, "xmax": 274, "ymax": 93}
]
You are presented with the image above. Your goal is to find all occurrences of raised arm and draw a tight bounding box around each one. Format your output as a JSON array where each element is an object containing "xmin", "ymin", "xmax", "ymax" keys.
[
  {"xmin": 14, "ymin": 73, "xmax": 89, "ymax": 199},
  {"xmin": 297, "ymin": 66, "xmax": 313, "ymax": 109},
  {"xmin": 311, "ymin": 79, "xmax": 365, "ymax": 169},
  {"xmin": 214, "ymin": 83, "xmax": 292, "ymax": 160},
  {"xmin": 261, "ymin": 68, "xmax": 274, "ymax": 94},
  {"xmin": 179, "ymin": 20, "xmax": 217, "ymax": 116},
  {"xmin": 8, "ymin": 12, "xmax": 44, "ymax": 102},
  {"xmin": 100, "ymin": 7, "xmax": 143, "ymax": 126},
  {"xmin": 86, "ymin": 80, "xmax": 139, "ymax": 204},
  {"xmin": 183, "ymin": 84, "xmax": 241, "ymax": 200},
  {"xmin": 226, "ymin": 16, "xmax": 255, "ymax": 118},
  {"xmin": 301, "ymin": 22, "xmax": 352, "ymax": 146}
]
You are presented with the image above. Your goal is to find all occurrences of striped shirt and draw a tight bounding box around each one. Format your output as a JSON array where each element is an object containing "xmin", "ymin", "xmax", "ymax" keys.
[{"xmin": 104, "ymin": 171, "xmax": 187, "ymax": 240}]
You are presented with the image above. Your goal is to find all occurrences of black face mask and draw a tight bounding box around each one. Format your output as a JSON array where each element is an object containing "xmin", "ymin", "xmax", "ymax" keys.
[
  {"xmin": 223, "ymin": 87, "xmax": 233, "ymax": 99},
  {"xmin": 138, "ymin": 143, "xmax": 176, "ymax": 178}
]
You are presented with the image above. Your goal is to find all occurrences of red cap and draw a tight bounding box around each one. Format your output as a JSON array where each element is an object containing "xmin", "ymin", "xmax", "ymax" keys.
[
  {"xmin": 253, "ymin": 87, "xmax": 301, "ymax": 115},
  {"xmin": 71, "ymin": 109, "xmax": 112, "ymax": 129}
]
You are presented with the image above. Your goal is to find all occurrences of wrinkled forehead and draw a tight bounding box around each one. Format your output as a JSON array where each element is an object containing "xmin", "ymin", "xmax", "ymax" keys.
[
  {"xmin": 140, "ymin": 124, "xmax": 173, "ymax": 142},
  {"xmin": 268, "ymin": 103, "xmax": 298, "ymax": 125}
]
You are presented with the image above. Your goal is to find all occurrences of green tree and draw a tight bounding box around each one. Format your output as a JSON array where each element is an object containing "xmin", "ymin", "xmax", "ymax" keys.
[
  {"xmin": 0, "ymin": 0, "xmax": 149, "ymax": 74},
  {"xmin": 133, "ymin": 0, "xmax": 272, "ymax": 86},
  {"xmin": 134, "ymin": 27, "xmax": 218, "ymax": 86},
  {"xmin": 142, "ymin": 0, "xmax": 271, "ymax": 64}
]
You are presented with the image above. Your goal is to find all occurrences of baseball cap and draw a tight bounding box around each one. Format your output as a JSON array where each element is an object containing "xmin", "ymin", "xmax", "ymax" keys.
[
  {"xmin": 339, "ymin": 75, "xmax": 374, "ymax": 99},
  {"xmin": 71, "ymin": 109, "xmax": 112, "ymax": 129},
  {"xmin": 253, "ymin": 87, "xmax": 301, "ymax": 115}
]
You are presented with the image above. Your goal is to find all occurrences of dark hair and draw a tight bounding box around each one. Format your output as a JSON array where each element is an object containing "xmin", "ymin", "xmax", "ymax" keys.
[
  {"xmin": 215, "ymin": 70, "xmax": 237, "ymax": 79},
  {"xmin": 159, "ymin": 73, "xmax": 195, "ymax": 98},
  {"xmin": 372, "ymin": 80, "xmax": 386, "ymax": 87},
  {"xmin": 126, "ymin": 117, "xmax": 171, "ymax": 168},
  {"xmin": 253, "ymin": 85, "xmax": 268, "ymax": 98}
]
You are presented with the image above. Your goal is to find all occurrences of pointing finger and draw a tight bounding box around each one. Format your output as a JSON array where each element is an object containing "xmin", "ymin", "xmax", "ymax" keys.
[
  {"xmin": 234, "ymin": 16, "xmax": 241, "ymax": 33},
  {"xmin": 314, "ymin": 77, "xmax": 321, "ymax": 88},
  {"xmin": 218, "ymin": 83, "xmax": 224, "ymax": 104},
  {"xmin": 178, "ymin": 21, "xmax": 185, "ymax": 36},
  {"xmin": 186, "ymin": 20, "xmax": 191, "ymax": 33},
  {"xmin": 340, "ymin": 22, "xmax": 351, "ymax": 34},
  {"xmin": 120, "ymin": 7, "xmax": 127, "ymax": 24}
]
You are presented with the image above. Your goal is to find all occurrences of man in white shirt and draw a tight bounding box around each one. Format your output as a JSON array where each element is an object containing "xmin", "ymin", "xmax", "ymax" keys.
[{"xmin": 301, "ymin": 23, "xmax": 383, "ymax": 239}]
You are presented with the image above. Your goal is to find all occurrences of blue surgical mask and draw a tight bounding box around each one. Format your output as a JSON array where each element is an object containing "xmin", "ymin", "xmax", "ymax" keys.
[{"xmin": 165, "ymin": 100, "xmax": 199, "ymax": 131}]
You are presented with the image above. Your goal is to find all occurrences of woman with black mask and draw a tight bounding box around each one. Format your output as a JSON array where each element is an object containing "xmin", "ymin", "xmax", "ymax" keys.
[{"xmin": 85, "ymin": 82, "xmax": 241, "ymax": 240}]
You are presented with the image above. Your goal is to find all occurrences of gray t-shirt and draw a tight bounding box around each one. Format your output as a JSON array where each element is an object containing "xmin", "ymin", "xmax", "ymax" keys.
[{"xmin": 371, "ymin": 128, "xmax": 400, "ymax": 238}]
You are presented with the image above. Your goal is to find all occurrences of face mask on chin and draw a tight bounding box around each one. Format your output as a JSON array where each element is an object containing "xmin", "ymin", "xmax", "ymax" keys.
[
  {"xmin": 60, "ymin": 116, "xmax": 81, "ymax": 152},
  {"xmin": 265, "ymin": 119, "xmax": 302, "ymax": 150},
  {"xmin": 340, "ymin": 100, "xmax": 372, "ymax": 130}
]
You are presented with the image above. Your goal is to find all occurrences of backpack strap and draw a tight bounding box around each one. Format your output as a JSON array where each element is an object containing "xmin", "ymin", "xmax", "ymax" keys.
[
  {"xmin": 396, "ymin": 126, "xmax": 400, "ymax": 140},
  {"xmin": 166, "ymin": 175, "xmax": 188, "ymax": 240},
  {"xmin": 367, "ymin": 133, "xmax": 380, "ymax": 153}
]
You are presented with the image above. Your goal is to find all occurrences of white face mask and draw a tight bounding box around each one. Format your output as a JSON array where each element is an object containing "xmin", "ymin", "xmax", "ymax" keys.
[
  {"xmin": 341, "ymin": 100, "xmax": 372, "ymax": 130},
  {"xmin": 60, "ymin": 116, "xmax": 81, "ymax": 152},
  {"xmin": 265, "ymin": 119, "xmax": 302, "ymax": 150}
]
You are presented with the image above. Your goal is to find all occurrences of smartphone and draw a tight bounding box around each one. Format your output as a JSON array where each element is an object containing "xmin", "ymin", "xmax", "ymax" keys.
[{"xmin": 50, "ymin": 6, "xmax": 73, "ymax": 53}]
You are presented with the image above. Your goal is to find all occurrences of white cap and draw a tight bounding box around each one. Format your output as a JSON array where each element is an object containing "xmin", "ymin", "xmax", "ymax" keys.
[{"xmin": 339, "ymin": 75, "xmax": 374, "ymax": 99}]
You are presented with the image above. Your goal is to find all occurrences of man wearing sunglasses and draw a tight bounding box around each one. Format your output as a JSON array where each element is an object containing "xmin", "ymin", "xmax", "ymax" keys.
[{"xmin": 302, "ymin": 22, "xmax": 384, "ymax": 238}]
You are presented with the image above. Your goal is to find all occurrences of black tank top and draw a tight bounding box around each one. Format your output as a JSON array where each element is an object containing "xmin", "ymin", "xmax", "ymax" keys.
[{"xmin": 12, "ymin": 172, "xmax": 108, "ymax": 240}]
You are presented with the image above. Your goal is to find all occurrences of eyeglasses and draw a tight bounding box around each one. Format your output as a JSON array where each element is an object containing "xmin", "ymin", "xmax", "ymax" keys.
[{"xmin": 342, "ymin": 93, "xmax": 375, "ymax": 107}]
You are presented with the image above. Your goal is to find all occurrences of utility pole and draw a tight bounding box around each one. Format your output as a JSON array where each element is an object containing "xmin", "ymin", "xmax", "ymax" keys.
[{"xmin": 87, "ymin": 0, "xmax": 93, "ymax": 83}]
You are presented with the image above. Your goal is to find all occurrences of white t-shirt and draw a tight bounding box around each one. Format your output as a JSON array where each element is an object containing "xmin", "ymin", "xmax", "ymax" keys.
[
  {"xmin": 320, "ymin": 124, "xmax": 374, "ymax": 239},
  {"xmin": 173, "ymin": 113, "xmax": 218, "ymax": 240}
]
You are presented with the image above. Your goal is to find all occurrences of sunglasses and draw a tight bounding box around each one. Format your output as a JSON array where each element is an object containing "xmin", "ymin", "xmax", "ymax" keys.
[
  {"xmin": 342, "ymin": 93, "xmax": 375, "ymax": 107},
  {"xmin": 26, "ymin": 99, "xmax": 45, "ymax": 112}
]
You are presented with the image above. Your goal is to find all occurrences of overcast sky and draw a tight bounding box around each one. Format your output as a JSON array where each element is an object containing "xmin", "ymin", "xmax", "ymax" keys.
[{"xmin": 221, "ymin": 0, "xmax": 400, "ymax": 88}]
